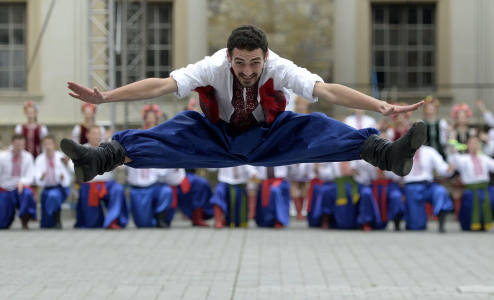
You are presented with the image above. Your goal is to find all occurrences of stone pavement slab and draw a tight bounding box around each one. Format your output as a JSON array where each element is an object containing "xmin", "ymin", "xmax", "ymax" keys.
[{"xmin": 0, "ymin": 217, "xmax": 493, "ymax": 299}]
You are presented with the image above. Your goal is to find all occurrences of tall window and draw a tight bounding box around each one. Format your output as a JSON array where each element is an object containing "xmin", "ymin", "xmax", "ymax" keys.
[
  {"xmin": 146, "ymin": 3, "xmax": 172, "ymax": 79},
  {"xmin": 0, "ymin": 4, "xmax": 26, "ymax": 90},
  {"xmin": 115, "ymin": 2, "xmax": 172, "ymax": 87},
  {"xmin": 372, "ymin": 4, "xmax": 436, "ymax": 90}
]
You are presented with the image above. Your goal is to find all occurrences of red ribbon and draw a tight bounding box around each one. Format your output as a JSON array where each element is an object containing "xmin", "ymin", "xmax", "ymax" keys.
[
  {"xmin": 261, "ymin": 178, "xmax": 283, "ymax": 207},
  {"xmin": 372, "ymin": 179, "xmax": 391, "ymax": 223},
  {"xmin": 88, "ymin": 182, "xmax": 107, "ymax": 207},
  {"xmin": 306, "ymin": 178, "xmax": 324, "ymax": 213}
]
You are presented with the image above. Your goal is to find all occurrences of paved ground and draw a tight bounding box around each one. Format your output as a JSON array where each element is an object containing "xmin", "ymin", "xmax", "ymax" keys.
[{"xmin": 1, "ymin": 216, "xmax": 494, "ymax": 300}]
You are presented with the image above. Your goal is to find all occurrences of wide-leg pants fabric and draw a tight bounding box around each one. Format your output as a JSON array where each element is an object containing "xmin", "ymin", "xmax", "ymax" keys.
[
  {"xmin": 358, "ymin": 182, "xmax": 406, "ymax": 229},
  {"xmin": 113, "ymin": 111, "xmax": 379, "ymax": 169},
  {"xmin": 330, "ymin": 183, "xmax": 359, "ymax": 229},
  {"xmin": 458, "ymin": 187, "xmax": 494, "ymax": 231},
  {"xmin": 40, "ymin": 186, "xmax": 68, "ymax": 228},
  {"xmin": 177, "ymin": 174, "xmax": 213, "ymax": 219},
  {"xmin": 404, "ymin": 182, "xmax": 453, "ymax": 230},
  {"xmin": 130, "ymin": 183, "xmax": 174, "ymax": 227},
  {"xmin": 307, "ymin": 182, "xmax": 336, "ymax": 227},
  {"xmin": 255, "ymin": 180, "xmax": 291, "ymax": 227},
  {"xmin": 76, "ymin": 181, "xmax": 129, "ymax": 229},
  {"xmin": 0, "ymin": 189, "xmax": 37, "ymax": 229},
  {"xmin": 356, "ymin": 184, "xmax": 385, "ymax": 229},
  {"xmin": 210, "ymin": 182, "xmax": 248, "ymax": 227}
]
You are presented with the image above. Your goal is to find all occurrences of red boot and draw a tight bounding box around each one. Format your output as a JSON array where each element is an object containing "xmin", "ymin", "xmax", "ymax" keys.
[
  {"xmin": 107, "ymin": 219, "xmax": 122, "ymax": 230},
  {"xmin": 294, "ymin": 197, "xmax": 305, "ymax": 220},
  {"xmin": 362, "ymin": 223, "xmax": 372, "ymax": 231},
  {"xmin": 192, "ymin": 208, "xmax": 209, "ymax": 227},
  {"xmin": 274, "ymin": 220, "xmax": 284, "ymax": 229},
  {"xmin": 213, "ymin": 205, "xmax": 224, "ymax": 229},
  {"xmin": 321, "ymin": 214, "xmax": 330, "ymax": 229},
  {"xmin": 20, "ymin": 215, "xmax": 31, "ymax": 230},
  {"xmin": 248, "ymin": 194, "xmax": 256, "ymax": 220}
]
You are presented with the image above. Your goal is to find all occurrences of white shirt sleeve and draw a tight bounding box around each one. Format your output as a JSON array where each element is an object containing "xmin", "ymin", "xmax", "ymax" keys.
[
  {"xmin": 100, "ymin": 126, "xmax": 107, "ymax": 143},
  {"xmin": 245, "ymin": 165, "xmax": 258, "ymax": 179},
  {"xmin": 14, "ymin": 124, "xmax": 22, "ymax": 134},
  {"xmin": 386, "ymin": 128, "xmax": 395, "ymax": 141},
  {"xmin": 71, "ymin": 125, "xmax": 81, "ymax": 143},
  {"xmin": 484, "ymin": 111, "xmax": 494, "ymax": 128},
  {"xmin": 439, "ymin": 119, "xmax": 449, "ymax": 146},
  {"xmin": 40, "ymin": 125, "xmax": 48, "ymax": 139},
  {"xmin": 20, "ymin": 154, "xmax": 35, "ymax": 186},
  {"xmin": 483, "ymin": 128, "xmax": 494, "ymax": 157},
  {"xmin": 34, "ymin": 155, "xmax": 46, "ymax": 186},
  {"xmin": 432, "ymin": 149, "xmax": 452, "ymax": 177},
  {"xmin": 276, "ymin": 59, "xmax": 324, "ymax": 103},
  {"xmin": 483, "ymin": 155, "xmax": 494, "ymax": 173},
  {"xmin": 170, "ymin": 57, "xmax": 213, "ymax": 99}
]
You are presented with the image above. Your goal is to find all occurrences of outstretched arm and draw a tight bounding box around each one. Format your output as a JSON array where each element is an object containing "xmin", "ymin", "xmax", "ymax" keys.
[
  {"xmin": 67, "ymin": 77, "xmax": 178, "ymax": 104},
  {"xmin": 312, "ymin": 82, "xmax": 424, "ymax": 116}
]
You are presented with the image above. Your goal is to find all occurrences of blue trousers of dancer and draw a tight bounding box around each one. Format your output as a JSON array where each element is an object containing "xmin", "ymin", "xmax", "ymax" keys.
[
  {"xmin": 356, "ymin": 184, "xmax": 384, "ymax": 229},
  {"xmin": 458, "ymin": 186, "xmax": 494, "ymax": 231},
  {"xmin": 358, "ymin": 182, "xmax": 406, "ymax": 229},
  {"xmin": 177, "ymin": 174, "xmax": 213, "ymax": 219},
  {"xmin": 0, "ymin": 188, "xmax": 37, "ymax": 229},
  {"xmin": 256, "ymin": 180, "xmax": 291, "ymax": 227},
  {"xmin": 404, "ymin": 182, "xmax": 453, "ymax": 230},
  {"xmin": 113, "ymin": 111, "xmax": 379, "ymax": 169},
  {"xmin": 330, "ymin": 183, "xmax": 359, "ymax": 229},
  {"xmin": 40, "ymin": 186, "xmax": 69, "ymax": 228},
  {"xmin": 307, "ymin": 182, "xmax": 336, "ymax": 227},
  {"xmin": 210, "ymin": 182, "xmax": 248, "ymax": 227},
  {"xmin": 75, "ymin": 181, "xmax": 129, "ymax": 229},
  {"xmin": 130, "ymin": 183, "xmax": 175, "ymax": 227}
]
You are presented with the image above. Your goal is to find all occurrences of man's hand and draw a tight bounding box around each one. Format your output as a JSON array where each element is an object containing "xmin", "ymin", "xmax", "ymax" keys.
[
  {"xmin": 381, "ymin": 101, "xmax": 425, "ymax": 117},
  {"xmin": 447, "ymin": 164, "xmax": 456, "ymax": 174},
  {"xmin": 67, "ymin": 81, "xmax": 106, "ymax": 104},
  {"xmin": 476, "ymin": 99, "xmax": 487, "ymax": 114},
  {"xmin": 17, "ymin": 182, "xmax": 24, "ymax": 194},
  {"xmin": 40, "ymin": 172, "xmax": 46, "ymax": 180}
]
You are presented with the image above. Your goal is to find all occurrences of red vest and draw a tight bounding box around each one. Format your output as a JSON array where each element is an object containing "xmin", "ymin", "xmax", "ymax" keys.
[
  {"xmin": 21, "ymin": 124, "xmax": 42, "ymax": 158},
  {"xmin": 80, "ymin": 125, "xmax": 88, "ymax": 145},
  {"xmin": 194, "ymin": 76, "xmax": 287, "ymax": 130}
]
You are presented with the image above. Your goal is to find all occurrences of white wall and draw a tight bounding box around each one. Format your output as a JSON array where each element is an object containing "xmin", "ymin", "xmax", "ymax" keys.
[
  {"xmin": 38, "ymin": 0, "xmax": 88, "ymax": 126},
  {"xmin": 450, "ymin": 0, "xmax": 494, "ymax": 121}
]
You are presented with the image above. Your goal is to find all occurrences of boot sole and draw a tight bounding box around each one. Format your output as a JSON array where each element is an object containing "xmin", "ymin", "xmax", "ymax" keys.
[
  {"xmin": 60, "ymin": 139, "xmax": 86, "ymax": 182},
  {"xmin": 401, "ymin": 121, "xmax": 427, "ymax": 176}
]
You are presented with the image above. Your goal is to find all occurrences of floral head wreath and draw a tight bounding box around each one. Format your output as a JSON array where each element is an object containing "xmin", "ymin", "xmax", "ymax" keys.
[
  {"xmin": 423, "ymin": 95, "xmax": 440, "ymax": 109},
  {"xmin": 141, "ymin": 104, "xmax": 163, "ymax": 120},
  {"xmin": 451, "ymin": 104, "xmax": 472, "ymax": 119},
  {"xmin": 81, "ymin": 103, "xmax": 97, "ymax": 113},
  {"xmin": 389, "ymin": 102, "xmax": 412, "ymax": 119},
  {"xmin": 23, "ymin": 100, "xmax": 38, "ymax": 113}
]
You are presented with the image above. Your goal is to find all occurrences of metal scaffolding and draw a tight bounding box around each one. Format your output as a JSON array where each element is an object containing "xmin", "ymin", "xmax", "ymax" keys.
[
  {"xmin": 117, "ymin": 0, "xmax": 148, "ymax": 129},
  {"xmin": 87, "ymin": 0, "xmax": 116, "ymax": 129},
  {"xmin": 88, "ymin": 0, "xmax": 176, "ymax": 130}
]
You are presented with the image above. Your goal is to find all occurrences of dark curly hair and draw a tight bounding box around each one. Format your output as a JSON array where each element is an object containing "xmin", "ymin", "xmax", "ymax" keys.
[{"xmin": 227, "ymin": 25, "xmax": 268, "ymax": 58}]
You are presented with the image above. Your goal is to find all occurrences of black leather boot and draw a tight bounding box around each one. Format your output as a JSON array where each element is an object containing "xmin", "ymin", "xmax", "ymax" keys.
[
  {"xmin": 60, "ymin": 139, "xmax": 126, "ymax": 182},
  {"xmin": 394, "ymin": 213, "xmax": 403, "ymax": 231},
  {"xmin": 53, "ymin": 211, "xmax": 62, "ymax": 229},
  {"xmin": 360, "ymin": 121, "xmax": 426, "ymax": 176},
  {"xmin": 438, "ymin": 210, "xmax": 447, "ymax": 233},
  {"xmin": 155, "ymin": 210, "xmax": 170, "ymax": 228}
]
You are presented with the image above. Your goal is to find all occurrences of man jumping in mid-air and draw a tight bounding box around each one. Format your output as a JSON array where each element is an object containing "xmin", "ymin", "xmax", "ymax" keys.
[{"xmin": 62, "ymin": 25, "xmax": 426, "ymax": 183}]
